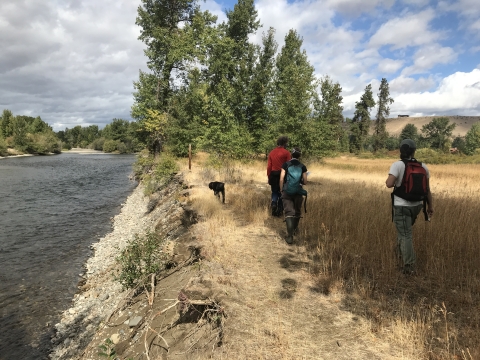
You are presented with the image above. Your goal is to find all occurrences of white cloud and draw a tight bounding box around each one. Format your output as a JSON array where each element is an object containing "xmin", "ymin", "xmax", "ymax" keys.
[
  {"xmin": 378, "ymin": 58, "xmax": 404, "ymax": 73},
  {"xmin": 389, "ymin": 75, "xmax": 436, "ymax": 94},
  {"xmin": 0, "ymin": 0, "xmax": 148, "ymax": 130},
  {"xmin": 326, "ymin": 0, "xmax": 395, "ymax": 16},
  {"xmin": 392, "ymin": 69, "xmax": 480, "ymax": 114},
  {"xmin": 368, "ymin": 9, "xmax": 440, "ymax": 49},
  {"xmin": 402, "ymin": 45, "xmax": 457, "ymax": 75},
  {"xmin": 402, "ymin": 0, "xmax": 429, "ymax": 6},
  {"xmin": 471, "ymin": 19, "xmax": 480, "ymax": 31}
]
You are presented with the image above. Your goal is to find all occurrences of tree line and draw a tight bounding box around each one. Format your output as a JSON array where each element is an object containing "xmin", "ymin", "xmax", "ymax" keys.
[
  {"xmin": 2, "ymin": 0, "xmax": 479, "ymax": 158},
  {"xmin": 130, "ymin": 0, "xmax": 480, "ymax": 158},
  {"xmin": 0, "ymin": 110, "xmax": 143, "ymax": 155},
  {"xmin": 56, "ymin": 119, "xmax": 143, "ymax": 153},
  {"xmin": 0, "ymin": 109, "xmax": 61, "ymax": 156}
]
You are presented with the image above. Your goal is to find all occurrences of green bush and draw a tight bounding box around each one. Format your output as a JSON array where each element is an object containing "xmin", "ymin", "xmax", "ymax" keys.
[
  {"xmin": 91, "ymin": 137, "xmax": 105, "ymax": 151},
  {"xmin": 133, "ymin": 149, "xmax": 155, "ymax": 179},
  {"xmin": 414, "ymin": 148, "xmax": 480, "ymax": 164},
  {"xmin": 0, "ymin": 137, "xmax": 8, "ymax": 156},
  {"xmin": 116, "ymin": 141, "xmax": 127, "ymax": 154},
  {"xmin": 103, "ymin": 139, "xmax": 117, "ymax": 153},
  {"xmin": 115, "ymin": 232, "xmax": 166, "ymax": 290},
  {"xmin": 143, "ymin": 153, "xmax": 179, "ymax": 195}
]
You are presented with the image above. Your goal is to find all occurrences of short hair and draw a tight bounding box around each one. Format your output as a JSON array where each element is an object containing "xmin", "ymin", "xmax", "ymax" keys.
[
  {"xmin": 291, "ymin": 147, "xmax": 302, "ymax": 159},
  {"xmin": 277, "ymin": 136, "xmax": 289, "ymax": 147}
]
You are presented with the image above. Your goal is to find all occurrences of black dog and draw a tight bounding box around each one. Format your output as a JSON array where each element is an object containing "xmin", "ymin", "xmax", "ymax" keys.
[{"xmin": 209, "ymin": 182, "xmax": 225, "ymax": 203}]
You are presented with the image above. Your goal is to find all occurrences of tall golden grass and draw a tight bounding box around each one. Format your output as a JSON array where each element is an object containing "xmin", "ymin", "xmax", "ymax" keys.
[{"xmin": 180, "ymin": 153, "xmax": 480, "ymax": 359}]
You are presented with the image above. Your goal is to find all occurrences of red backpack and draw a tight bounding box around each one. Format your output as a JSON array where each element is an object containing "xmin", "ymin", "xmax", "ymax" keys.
[{"xmin": 393, "ymin": 159, "xmax": 428, "ymax": 201}]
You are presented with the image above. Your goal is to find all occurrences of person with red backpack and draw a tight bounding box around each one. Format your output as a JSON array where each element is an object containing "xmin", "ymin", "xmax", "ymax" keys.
[
  {"xmin": 386, "ymin": 139, "xmax": 434, "ymax": 275},
  {"xmin": 267, "ymin": 136, "xmax": 291, "ymax": 217}
]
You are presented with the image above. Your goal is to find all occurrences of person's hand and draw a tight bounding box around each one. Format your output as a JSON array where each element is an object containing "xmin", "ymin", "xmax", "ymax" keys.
[{"xmin": 427, "ymin": 207, "xmax": 434, "ymax": 217}]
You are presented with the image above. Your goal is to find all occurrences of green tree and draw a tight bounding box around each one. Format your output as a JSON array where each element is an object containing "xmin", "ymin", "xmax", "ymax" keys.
[
  {"xmin": 198, "ymin": 78, "xmax": 253, "ymax": 158},
  {"xmin": 134, "ymin": 0, "xmax": 217, "ymax": 154},
  {"xmin": 1, "ymin": 109, "xmax": 14, "ymax": 138},
  {"xmin": 451, "ymin": 136, "xmax": 465, "ymax": 153},
  {"xmin": 103, "ymin": 119, "xmax": 131, "ymax": 142},
  {"xmin": 272, "ymin": 29, "xmax": 317, "ymax": 151},
  {"xmin": 311, "ymin": 76, "xmax": 344, "ymax": 154},
  {"xmin": 373, "ymin": 78, "xmax": 394, "ymax": 151},
  {"xmin": 249, "ymin": 27, "xmax": 277, "ymax": 154},
  {"xmin": 11, "ymin": 116, "xmax": 29, "ymax": 149},
  {"xmin": 421, "ymin": 117, "xmax": 456, "ymax": 152},
  {"xmin": 350, "ymin": 84, "xmax": 375, "ymax": 152},
  {"xmin": 464, "ymin": 122, "xmax": 480, "ymax": 155},
  {"xmin": 400, "ymin": 123, "xmax": 419, "ymax": 142},
  {"xmin": 224, "ymin": 0, "xmax": 260, "ymax": 129},
  {"xmin": 29, "ymin": 116, "xmax": 51, "ymax": 134},
  {"xmin": 167, "ymin": 69, "xmax": 206, "ymax": 157}
]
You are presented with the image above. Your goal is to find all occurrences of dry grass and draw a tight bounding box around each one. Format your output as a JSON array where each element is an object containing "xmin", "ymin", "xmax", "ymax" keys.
[{"xmin": 178, "ymin": 153, "xmax": 479, "ymax": 359}]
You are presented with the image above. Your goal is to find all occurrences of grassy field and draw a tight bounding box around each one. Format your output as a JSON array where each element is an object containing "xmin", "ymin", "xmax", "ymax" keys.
[
  {"xmin": 183, "ymin": 153, "xmax": 479, "ymax": 359},
  {"xmin": 304, "ymin": 157, "xmax": 480, "ymax": 359}
]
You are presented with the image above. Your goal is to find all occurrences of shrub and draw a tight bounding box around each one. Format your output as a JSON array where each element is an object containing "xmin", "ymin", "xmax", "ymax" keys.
[
  {"xmin": 133, "ymin": 149, "xmax": 155, "ymax": 179},
  {"xmin": 116, "ymin": 141, "xmax": 127, "ymax": 154},
  {"xmin": 115, "ymin": 232, "xmax": 166, "ymax": 290},
  {"xmin": 0, "ymin": 137, "xmax": 8, "ymax": 156},
  {"xmin": 103, "ymin": 139, "xmax": 117, "ymax": 153},
  {"xmin": 91, "ymin": 137, "xmax": 105, "ymax": 151},
  {"xmin": 143, "ymin": 153, "xmax": 179, "ymax": 195}
]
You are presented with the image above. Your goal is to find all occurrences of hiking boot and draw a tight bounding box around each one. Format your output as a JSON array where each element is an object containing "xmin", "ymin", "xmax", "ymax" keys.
[
  {"xmin": 402, "ymin": 264, "xmax": 416, "ymax": 276},
  {"xmin": 293, "ymin": 217, "xmax": 300, "ymax": 235},
  {"xmin": 271, "ymin": 204, "xmax": 277, "ymax": 216},
  {"xmin": 285, "ymin": 217, "xmax": 295, "ymax": 244}
]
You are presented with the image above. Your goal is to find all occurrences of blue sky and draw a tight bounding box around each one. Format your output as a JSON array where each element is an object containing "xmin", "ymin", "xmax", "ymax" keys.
[{"xmin": 0, "ymin": 0, "xmax": 479, "ymax": 131}]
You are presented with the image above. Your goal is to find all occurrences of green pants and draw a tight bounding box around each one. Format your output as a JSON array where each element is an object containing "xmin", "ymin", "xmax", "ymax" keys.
[{"xmin": 393, "ymin": 204, "xmax": 423, "ymax": 267}]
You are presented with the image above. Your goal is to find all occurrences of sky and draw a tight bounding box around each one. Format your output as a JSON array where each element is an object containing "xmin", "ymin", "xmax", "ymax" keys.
[{"xmin": 1, "ymin": 0, "xmax": 479, "ymax": 131}]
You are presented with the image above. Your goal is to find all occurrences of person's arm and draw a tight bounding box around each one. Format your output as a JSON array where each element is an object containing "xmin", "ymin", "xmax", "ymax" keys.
[
  {"xmin": 426, "ymin": 178, "xmax": 434, "ymax": 216},
  {"xmin": 302, "ymin": 171, "xmax": 307, "ymax": 186},
  {"xmin": 279, "ymin": 168, "xmax": 285, "ymax": 191},
  {"xmin": 385, "ymin": 174, "xmax": 396, "ymax": 188}
]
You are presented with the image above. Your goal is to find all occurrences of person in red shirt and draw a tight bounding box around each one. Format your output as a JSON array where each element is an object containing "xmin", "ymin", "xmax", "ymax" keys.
[{"xmin": 267, "ymin": 136, "xmax": 291, "ymax": 216}]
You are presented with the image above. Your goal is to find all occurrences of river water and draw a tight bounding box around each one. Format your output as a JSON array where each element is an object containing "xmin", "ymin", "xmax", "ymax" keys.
[{"xmin": 0, "ymin": 153, "xmax": 137, "ymax": 360}]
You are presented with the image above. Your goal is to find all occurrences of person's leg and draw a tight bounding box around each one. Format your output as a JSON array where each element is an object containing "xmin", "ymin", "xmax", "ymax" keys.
[
  {"xmin": 393, "ymin": 205, "xmax": 421, "ymax": 271},
  {"xmin": 269, "ymin": 173, "xmax": 281, "ymax": 216},
  {"xmin": 282, "ymin": 192, "xmax": 295, "ymax": 244},
  {"xmin": 292, "ymin": 195, "xmax": 304, "ymax": 234}
]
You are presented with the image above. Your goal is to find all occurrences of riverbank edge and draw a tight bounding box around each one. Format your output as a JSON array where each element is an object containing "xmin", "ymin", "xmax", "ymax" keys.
[{"xmin": 48, "ymin": 174, "xmax": 192, "ymax": 359}]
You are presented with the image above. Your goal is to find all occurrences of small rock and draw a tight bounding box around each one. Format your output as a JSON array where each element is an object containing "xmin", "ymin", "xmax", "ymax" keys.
[
  {"xmin": 111, "ymin": 333, "xmax": 121, "ymax": 344},
  {"xmin": 68, "ymin": 309, "xmax": 76, "ymax": 315},
  {"xmin": 129, "ymin": 316, "xmax": 143, "ymax": 327}
]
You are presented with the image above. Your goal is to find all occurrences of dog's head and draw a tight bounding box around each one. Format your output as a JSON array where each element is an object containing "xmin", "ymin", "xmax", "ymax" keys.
[{"xmin": 208, "ymin": 182, "xmax": 215, "ymax": 190}]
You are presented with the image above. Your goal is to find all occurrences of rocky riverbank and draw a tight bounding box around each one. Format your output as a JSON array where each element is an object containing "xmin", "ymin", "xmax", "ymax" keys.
[{"xmin": 49, "ymin": 174, "xmax": 194, "ymax": 359}]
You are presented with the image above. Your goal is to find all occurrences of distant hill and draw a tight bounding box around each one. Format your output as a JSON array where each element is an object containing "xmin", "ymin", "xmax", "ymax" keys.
[{"xmin": 384, "ymin": 115, "xmax": 480, "ymax": 137}]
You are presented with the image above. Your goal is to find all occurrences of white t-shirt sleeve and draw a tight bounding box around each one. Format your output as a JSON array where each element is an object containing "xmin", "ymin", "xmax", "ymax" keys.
[{"xmin": 389, "ymin": 161, "xmax": 404, "ymax": 188}]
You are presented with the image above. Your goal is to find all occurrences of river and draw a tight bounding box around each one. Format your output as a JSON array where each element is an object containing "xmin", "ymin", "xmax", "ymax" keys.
[{"xmin": 0, "ymin": 153, "xmax": 137, "ymax": 360}]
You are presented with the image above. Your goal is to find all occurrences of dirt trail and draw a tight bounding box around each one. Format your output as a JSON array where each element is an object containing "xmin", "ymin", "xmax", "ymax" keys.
[{"xmin": 184, "ymin": 170, "xmax": 413, "ymax": 359}]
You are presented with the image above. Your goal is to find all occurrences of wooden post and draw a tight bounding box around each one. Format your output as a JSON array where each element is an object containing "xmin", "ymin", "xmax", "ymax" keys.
[{"xmin": 188, "ymin": 144, "xmax": 192, "ymax": 170}]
